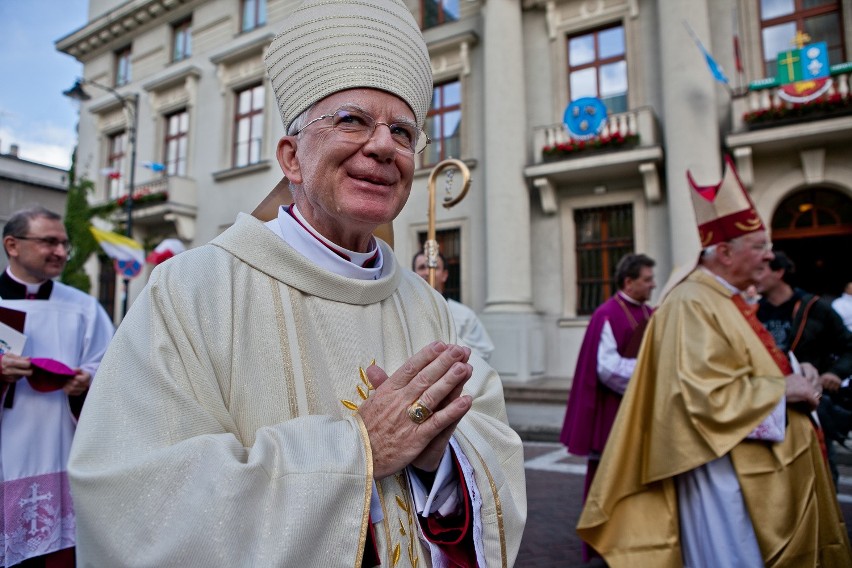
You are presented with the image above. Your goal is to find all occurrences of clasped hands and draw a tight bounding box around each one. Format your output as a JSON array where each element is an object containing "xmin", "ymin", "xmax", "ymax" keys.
[
  {"xmin": 785, "ymin": 362, "xmax": 823, "ymax": 410},
  {"xmin": 0, "ymin": 353, "xmax": 91, "ymax": 396},
  {"xmin": 358, "ymin": 341, "xmax": 474, "ymax": 480}
]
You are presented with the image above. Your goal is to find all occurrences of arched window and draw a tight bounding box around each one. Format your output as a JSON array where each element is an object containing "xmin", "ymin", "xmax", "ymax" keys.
[{"xmin": 771, "ymin": 187, "xmax": 852, "ymax": 238}]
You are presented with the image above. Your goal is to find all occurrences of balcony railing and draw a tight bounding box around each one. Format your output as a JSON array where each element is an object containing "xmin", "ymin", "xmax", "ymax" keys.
[
  {"xmin": 92, "ymin": 175, "xmax": 198, "ymax": 240},
  {"xmin": 732, "ymin": 64, "xmax": 852, "ymax": 131},
  {"xmin": 531, "ymin": 106, "xmax": 660, "ymax": 165}
]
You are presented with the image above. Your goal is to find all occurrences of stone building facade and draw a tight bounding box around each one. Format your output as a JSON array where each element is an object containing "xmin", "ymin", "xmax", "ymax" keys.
[{"xmin": 57, "ymin": 0, "xmax": 852, "ymax": 382}]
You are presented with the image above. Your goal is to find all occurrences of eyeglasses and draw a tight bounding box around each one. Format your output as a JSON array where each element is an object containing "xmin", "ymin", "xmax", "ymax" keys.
[
  {"xmin": 749, "ymin": 241, "xmax": 773, "ymax": 253},
  {"xmin": 14, "ymin": 236, "xmax": 72, "ymax": 252},
  {"xmin": 295, "ymin": 106, "xmax": 431, "ymax": 155}
]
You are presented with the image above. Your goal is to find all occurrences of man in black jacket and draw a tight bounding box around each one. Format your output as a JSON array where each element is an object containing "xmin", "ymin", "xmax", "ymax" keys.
[{"xmin": 756, "ymin": 250, "xmax": 852, "ymax": 484}]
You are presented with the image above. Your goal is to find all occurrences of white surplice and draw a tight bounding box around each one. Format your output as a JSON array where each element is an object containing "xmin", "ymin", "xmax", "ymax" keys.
[{"xmin": 0, "ymin": 282, "xmax": 113, "ymax": 567}]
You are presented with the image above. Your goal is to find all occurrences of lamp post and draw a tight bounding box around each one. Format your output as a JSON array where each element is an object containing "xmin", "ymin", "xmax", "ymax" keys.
[{"xmin": 64, "ymin": 79, "xmax": 138, "ymax": 318}]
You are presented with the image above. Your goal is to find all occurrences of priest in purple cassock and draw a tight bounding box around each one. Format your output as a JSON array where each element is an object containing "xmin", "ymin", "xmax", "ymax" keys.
[{"xmin": 560, "ymin": 254, "xmax": 656, "ymax": 537}]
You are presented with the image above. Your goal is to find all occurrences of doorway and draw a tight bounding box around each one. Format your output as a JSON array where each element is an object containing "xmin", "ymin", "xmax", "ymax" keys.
[{"xmin": 771, "ymin": 187, "xmax": 852, "ymax": 298}]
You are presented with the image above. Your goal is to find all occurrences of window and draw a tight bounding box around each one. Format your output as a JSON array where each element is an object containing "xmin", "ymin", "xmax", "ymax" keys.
[
  {"xmin": 422, "ymin": 0, "xmax": 460, "ymax": 29},
  {"xmin": 420, "ymin": 80, "xmax": 461, "ymax": 168},
  {"xmin": 106, "ymin": 131, "xmax": 127, "ymax": 199},
  {"xmin": 172, "ymin": 18, "xmax": 192, "ymax": 62},
  {"xmin": 241, "ymin": 0, "xmax": 266, "ymax": 32},
  {"xmin": 115, "ymin": 46, "xmax": 132, "ymax": 87},
  {"xmin": 418, "ymin": 228, "xmax": 462, "ymax": 302},
  {"xmin": 233, "ymin": 84, "xmax": 265, "ymax": 168},
  {"xmin": 760, "ymin": 0, "xmax": 844, "ymax": 77},
  {"xmin": 567, "ymin": 24, "xmax": 627, "ymax": 114},
  {"xmin": 164, "ymin": 110, "xmax": 189, "ymax": 176},
  {"xmin": 575, "ymin": 204, "xmax": 634, "ymax": 315}
]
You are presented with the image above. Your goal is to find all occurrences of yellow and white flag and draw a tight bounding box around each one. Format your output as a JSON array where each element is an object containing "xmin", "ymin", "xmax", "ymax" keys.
[{"xmin": 89, "ymin": 226, "xmax": 145, "ymax": 279}]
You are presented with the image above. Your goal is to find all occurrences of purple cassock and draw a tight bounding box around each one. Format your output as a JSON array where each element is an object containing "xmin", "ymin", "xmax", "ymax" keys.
[{"xmin": 560, "ymin": 293, "xmax": 653, "ymax": 458}]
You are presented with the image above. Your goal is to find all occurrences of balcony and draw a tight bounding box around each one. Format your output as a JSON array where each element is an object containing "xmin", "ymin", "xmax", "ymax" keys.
[
  {"xmin": 524, "ymin": 107, "xmax": 664, "ymax": 211},
  {"xmin": 94, "ymin": 176, "xmax": 198, "ymax": 241},
  {"xmin": 733, "ymin": 64, "xmax": 851, "ymax": 129},
  {"xmin": 727, "ymin": 64, "xmax": 852, "ymax": 188}
]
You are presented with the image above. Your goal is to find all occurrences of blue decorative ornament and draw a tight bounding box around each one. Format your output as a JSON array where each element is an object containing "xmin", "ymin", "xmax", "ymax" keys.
[{"xmin": 563, "ymin": 98, "xmax": 608, "ymax": 141}]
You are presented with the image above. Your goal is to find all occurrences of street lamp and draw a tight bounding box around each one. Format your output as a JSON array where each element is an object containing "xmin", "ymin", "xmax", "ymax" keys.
[{"xmin": 64, "ymin": 79, "xmax": 138, "ymax": 318}]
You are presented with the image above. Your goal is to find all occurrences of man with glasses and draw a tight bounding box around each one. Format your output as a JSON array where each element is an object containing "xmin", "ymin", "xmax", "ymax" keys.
[
  {"xmin": 0, "ymin": 206, "xmax": 114, "ymax": 567},
  {"xmin": 69, "ymin": 1, "xmax": 525, "ymax": 567},
  {"xmin": 577, "ymin": 159, "xmax": 850, "ymax": 565}
]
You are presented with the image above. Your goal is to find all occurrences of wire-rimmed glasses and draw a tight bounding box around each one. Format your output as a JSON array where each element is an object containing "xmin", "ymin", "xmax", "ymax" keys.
[
  {"xmin": 13, "ymin": 236, "xmax": 73, "ymax": 253},
  {"xmin": 295, "ymin": 106, "xmax": 431, "ymax": 155}
]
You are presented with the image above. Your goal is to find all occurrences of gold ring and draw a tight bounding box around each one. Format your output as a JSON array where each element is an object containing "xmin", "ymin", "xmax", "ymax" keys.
[{"xmin": 407, "ymin": 400, "xmax": 433, "ymax": 424}]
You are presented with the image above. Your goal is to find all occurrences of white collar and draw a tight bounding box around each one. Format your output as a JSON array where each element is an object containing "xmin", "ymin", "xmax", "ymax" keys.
[
  {"xmin": 5, "ymin": 267, "xmax": 46, "ymax": 295},
  {"xmin": 617, "ymin": 290, "xmax": 643, "ymax": 306},
  {"xmin": 264, "ymin": 205, "xmax": 384, "ymax": 281},
  {"xmin": 699, "ymin": 266, "xmax": 741, "ymax": 293}
]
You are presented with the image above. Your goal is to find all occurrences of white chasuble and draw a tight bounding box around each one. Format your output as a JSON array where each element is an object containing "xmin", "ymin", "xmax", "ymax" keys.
[{"xmin": 69, "ymin": 214, "xmax": 527, "ymax": 567}]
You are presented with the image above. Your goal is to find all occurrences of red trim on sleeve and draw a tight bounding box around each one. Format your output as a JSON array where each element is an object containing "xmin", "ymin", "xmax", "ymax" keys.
[
  {"xmin": 361, "ymin": 516, "xmax": 381, "ymax": 568},
  {"xmin": 418, "ymin": 448, "xmax": 477, "ymax": 567}
]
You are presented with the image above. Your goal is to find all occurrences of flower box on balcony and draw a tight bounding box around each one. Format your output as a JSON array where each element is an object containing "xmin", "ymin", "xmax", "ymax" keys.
[
  {"xmin": 541, "ymin": 133, "xmax": 640, "ymax": 162},
  {"xmin": 743, "ymin": 93, "xmax": 852, "ymax": 129},
  {"xmin": 92, "ymin": 189, "xmax": 169, "ymax": 216},
  {"xmin": 115, "ymin": 189, "xmax": 168, "ymax": 208}
]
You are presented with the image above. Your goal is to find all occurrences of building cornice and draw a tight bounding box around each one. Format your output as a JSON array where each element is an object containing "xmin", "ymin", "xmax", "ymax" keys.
[
  {"xmin": 56, "ymin": 0, "xmax": 198, "ymax": 61},
  {"xmin": 426, "ymin": 30, "xmax": 479, "ymax": 55},
  {"xmin": 143, "ymin": 64, "xmax": 202, "ymax": 92},
  {"xmin": 209, "ymin": 31, "xmax": 275, "ymax": 65}
]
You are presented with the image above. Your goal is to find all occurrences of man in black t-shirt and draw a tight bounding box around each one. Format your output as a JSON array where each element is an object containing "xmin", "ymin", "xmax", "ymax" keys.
[{"xmin": 756, "ymin": 251, "xmax": 852, "ymax": 483}]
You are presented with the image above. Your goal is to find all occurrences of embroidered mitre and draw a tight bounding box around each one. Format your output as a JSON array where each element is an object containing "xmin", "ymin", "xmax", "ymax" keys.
[{"xmin": 687, "ymin": 155, "xmax": 766, "ymax": 247}]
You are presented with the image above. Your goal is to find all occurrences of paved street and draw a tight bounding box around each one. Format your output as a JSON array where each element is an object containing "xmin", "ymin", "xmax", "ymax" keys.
[{"xmin": 515, "ymin": 441, "xmax": 852, "ymax": 567}]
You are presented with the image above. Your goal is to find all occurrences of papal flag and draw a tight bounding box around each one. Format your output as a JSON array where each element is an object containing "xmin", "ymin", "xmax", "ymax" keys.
[{"xmin": 89, "ymin": 226, "xmax": 145, "ymax": 279}]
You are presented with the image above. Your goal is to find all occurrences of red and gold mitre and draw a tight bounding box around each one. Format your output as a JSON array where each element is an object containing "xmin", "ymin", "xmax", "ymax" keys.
[{"xmin": 687, "ymin": 155, "xmax": 765, "ymax": 247}]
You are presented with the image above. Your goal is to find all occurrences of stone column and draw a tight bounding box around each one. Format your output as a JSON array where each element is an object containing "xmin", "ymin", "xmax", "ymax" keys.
[
  {"xmin": 656, "ymin": 0, "xmax": 724, "ymax": 270},
  {"xmin": 479, "ymin": 0, "xmax": 544, "ymax": 382}
]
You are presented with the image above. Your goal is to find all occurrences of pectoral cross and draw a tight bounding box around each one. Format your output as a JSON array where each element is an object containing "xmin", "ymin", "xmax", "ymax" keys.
[{"xmin": 19, "ymin": 483, "xmax": 53, "ymax": 535}]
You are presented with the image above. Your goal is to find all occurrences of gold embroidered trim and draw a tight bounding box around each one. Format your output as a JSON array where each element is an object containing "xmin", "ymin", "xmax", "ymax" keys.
[
  {"xmin": 359, "ymin": 366, "xmax": 375, "ymax": 391},
  {"xmin": 341, "ymin": 365, "xmax": 377, "ymax": 411},
  {"xmin": 458, "ymin": 431, "xmax": 508, "ymax": 568},
  {"xmin": 271, "ymin": 280, "xmax": 299, "ymax": 418},
  {"xmin": 353, "ymin": 413, "xmax": 374, "ymax": 568},
  {"xmin": 392, "ymin": 543, "xmax": 401, "ymax": 567},
  {"xmin": 734, "ymin": 216, "xmax": 762, "ymax": 231},
  {"xmin": 393, "ymin": 474, "xmax": 419, "ymax": 568},
  {"xmin": 376, "ymin": 481, "xmax": 393, "ymax": 563},
  {"xmin": 395, "ymin": 495, "xmax": 409, "ymax": 514},
  {"xmin": 701, "ymin": 230, "xmax": 714, "ymax": 247},
  {"xmin": 288, "ymin": 288, "xmax": 319, "ymax": 413}
]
